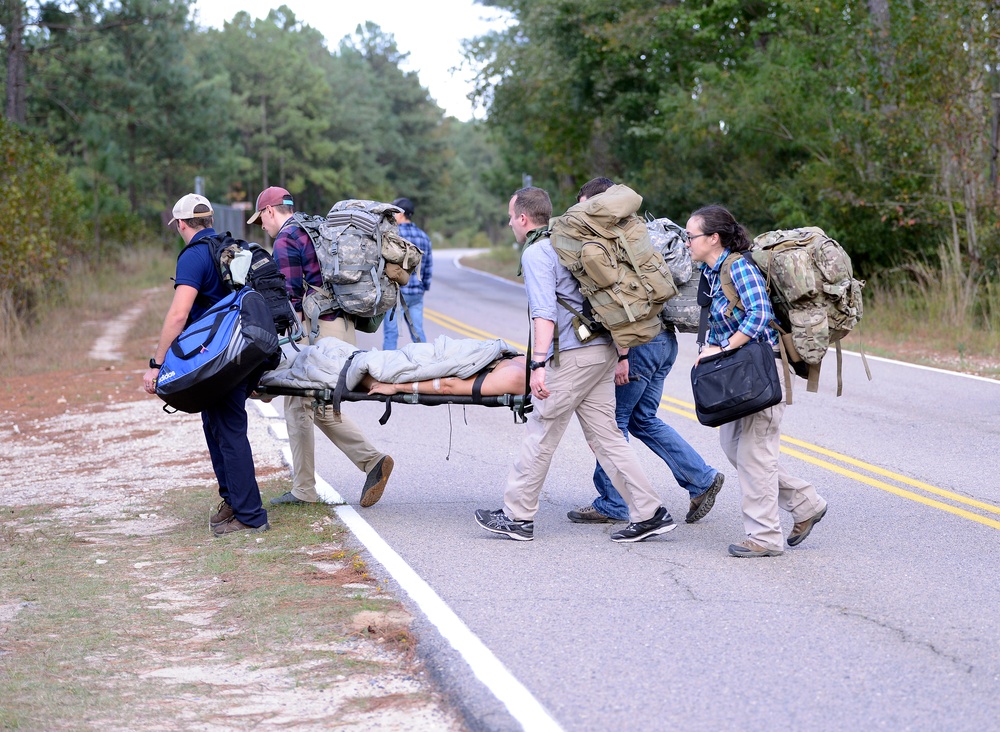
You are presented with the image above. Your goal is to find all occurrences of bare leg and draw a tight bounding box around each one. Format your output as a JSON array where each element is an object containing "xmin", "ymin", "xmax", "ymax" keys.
[{"xmin": 364, "ymin": 357, "xmax": 527, "ymax": 397}]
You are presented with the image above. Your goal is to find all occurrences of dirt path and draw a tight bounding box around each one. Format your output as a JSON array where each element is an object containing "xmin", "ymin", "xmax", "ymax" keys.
[{"xmin": 0, "ymin": 301, "xmax": 466, "ymax": 730}]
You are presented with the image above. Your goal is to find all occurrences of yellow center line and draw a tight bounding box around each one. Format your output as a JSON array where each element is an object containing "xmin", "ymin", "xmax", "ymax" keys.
[
  {"xmin": 658, "ymin": 393, "xmax": 999, "ymax": 519},
  {"xmin": 781, "ymin": 446, "xmax": 1000, "ymax": 530},
  {"xmin": 780, "ymin": 435, "xmax": 1000, "ymax": 516},
  {"xmin": 429, "ymin": 309, "xmax": 1000, "ymax": 527}
]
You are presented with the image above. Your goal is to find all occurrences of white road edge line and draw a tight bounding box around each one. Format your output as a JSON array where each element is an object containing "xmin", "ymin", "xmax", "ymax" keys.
[{"xmin": 252, "ymin": 400, "xmax": 564, "ymax": 732}]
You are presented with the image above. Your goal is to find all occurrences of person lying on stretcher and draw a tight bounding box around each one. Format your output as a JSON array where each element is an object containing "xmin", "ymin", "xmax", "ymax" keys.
[
  {"xmin": 257, "ymin": 334, "xmax": 528, "ymax": 398},
  {"xmin": 363, "ymin": 354, "xmax": 527, "ymax": 396}
]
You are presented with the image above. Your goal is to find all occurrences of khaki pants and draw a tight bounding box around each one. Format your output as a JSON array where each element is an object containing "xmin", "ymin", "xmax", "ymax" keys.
[
  {"xmin": 286, "ymin": 316, "xmax": 385, "ymax": 502},
  {"xmin": 504, "ymin": 343, "xmax": 662, "ymax": 523},
  {"xmin": 718, "ymin": 392, "xmax": 826, "ymax": 551}
]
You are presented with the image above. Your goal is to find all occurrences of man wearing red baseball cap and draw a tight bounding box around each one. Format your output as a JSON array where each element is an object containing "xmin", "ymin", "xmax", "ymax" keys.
[{"xmin": 248, "ymin": 187, "xmax": 394, "ymax": 509}]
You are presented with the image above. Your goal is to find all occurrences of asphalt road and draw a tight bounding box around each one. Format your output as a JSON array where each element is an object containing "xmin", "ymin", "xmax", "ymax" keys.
[{"xmin": 302, "ymin": 249, "xmax": 1000, "ymax": 732}]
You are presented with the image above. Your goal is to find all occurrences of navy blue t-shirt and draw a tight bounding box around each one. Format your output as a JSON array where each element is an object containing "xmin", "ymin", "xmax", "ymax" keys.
[{"xmin": 174, "ymin": 228, "xmax": 229, "ymax": 322}]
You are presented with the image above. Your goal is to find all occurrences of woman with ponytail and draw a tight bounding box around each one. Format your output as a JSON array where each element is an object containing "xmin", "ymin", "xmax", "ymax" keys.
[{"xmin": 685, "ymin": 205, "xmax": 828, "ymax": 557}]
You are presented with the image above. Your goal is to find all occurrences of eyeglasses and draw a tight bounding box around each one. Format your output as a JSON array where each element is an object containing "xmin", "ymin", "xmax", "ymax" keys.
[{"xmin": 685, "ymin": 232, "xmax": 712, "ymax": 242}]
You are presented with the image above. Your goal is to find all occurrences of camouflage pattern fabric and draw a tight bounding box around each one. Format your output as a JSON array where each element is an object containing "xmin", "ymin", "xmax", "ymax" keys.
[
  {"xmin": 647, "ymin": 216, "xmax": 698, "ymax": 333},
  {"xmin": 295, "ymin": 202, "xmax": 423, "ymax": 320}
]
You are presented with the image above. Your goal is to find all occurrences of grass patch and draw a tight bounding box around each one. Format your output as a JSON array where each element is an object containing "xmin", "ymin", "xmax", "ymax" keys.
[
  {"xmin": 0, "ymin": 483, "xmax": 419, "ymax": 730},
  {"xmin": 1, "ymin": 243, "xmax": 176, "ymax": 375},
  {"xmin": 0, "ymin": 245, "xmax": 459, "ymax": 730}
]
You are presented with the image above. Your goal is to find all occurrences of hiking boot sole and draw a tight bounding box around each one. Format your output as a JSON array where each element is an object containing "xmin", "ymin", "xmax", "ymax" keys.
[
  {"xmin": 686, "ymin": 472, "xmax": 725, "ymax": 524},
  {"xmin": 728, "ymin": 544, "xmax": 783, "ymax": 557},
  {"xmin": 360, "ymin": 456, "xmax": 394, "ymax": 508},
  {"xmin": 567, "ymin": 508, "xmax": 626, "ymax": 523},
  {"xmin": 212, "ymin": 520, "xmax": 271, "ymax": 537}
]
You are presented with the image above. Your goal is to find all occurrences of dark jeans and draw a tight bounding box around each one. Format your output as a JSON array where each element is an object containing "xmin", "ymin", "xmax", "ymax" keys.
[
  {"xmin": 201, "ymin": 376, "xmax": 267, "ymax": 527},
  {"xmin": 593, "ymin": 330, "xmax": 719, "ymax": 520}
]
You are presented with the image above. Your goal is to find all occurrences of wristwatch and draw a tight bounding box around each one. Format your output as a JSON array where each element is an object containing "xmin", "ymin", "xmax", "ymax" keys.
[
  {"xmin": 529, "ymin": 360, "xmax": 547, "ymax": 371},
  {"xmin": 149, "ymin": 358, "xmax": 163, "ymax": 369},
  {"xmin": 718, "ymin": 338, "xmax": 730, "ymax": 352}
]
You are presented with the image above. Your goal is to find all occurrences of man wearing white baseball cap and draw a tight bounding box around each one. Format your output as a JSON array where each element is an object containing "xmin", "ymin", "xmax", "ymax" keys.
[{"xmin": 145, "ymin": 193, "xmax": 270, "ymax": 536}]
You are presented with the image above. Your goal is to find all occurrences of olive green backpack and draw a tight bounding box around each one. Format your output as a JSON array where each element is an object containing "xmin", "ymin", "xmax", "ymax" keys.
[{"xmin": 548, "ymin": 185, "xmax": 677, "ymax": 348}]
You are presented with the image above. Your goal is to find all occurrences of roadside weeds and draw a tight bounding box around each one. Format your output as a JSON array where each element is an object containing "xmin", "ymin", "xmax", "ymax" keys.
[{"xmin": 0, "ymin": 282, "xmax": 465, "ymax": 730}]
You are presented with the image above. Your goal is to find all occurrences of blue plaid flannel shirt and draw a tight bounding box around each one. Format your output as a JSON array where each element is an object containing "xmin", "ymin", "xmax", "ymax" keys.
[
  {"xmin": 702, "ymin": 250, "xmax": 778, "ymax": 348},
  {"xmin": 397, "ymin": 221, "xmax": 432, "ymax": 298}
]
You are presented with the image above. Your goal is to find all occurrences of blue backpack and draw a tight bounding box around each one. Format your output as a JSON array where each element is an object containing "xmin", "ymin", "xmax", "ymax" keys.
[{"xmin": 155, "ymin": 287, "xmax": 279, "ymax": 413}]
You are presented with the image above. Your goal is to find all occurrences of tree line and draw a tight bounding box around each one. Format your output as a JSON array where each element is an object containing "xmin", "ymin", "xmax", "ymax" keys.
[
  {"xmin": 3, "ymin": 0, "xmax": 1000, "ymax": 327},
  {"xmin": 0, "ymin": 1, "xmax": 506, "ymax": 253},
  {"xmin": 470, "ymin": 0, "xmax": 1000, "ymax": 308}
]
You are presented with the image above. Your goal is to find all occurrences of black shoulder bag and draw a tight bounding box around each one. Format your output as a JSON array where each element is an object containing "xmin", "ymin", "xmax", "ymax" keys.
[{"xmin": 690, "ymin": 269, "xmax": 782, "ymax": 427}]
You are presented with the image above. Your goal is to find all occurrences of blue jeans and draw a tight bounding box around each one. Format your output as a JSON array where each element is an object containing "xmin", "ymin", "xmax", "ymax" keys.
[
  {"xmin": 592, "ymin": 330, "xmax": 719, "ymax": 520},
  {"xmin": 382, "ymin": 290, "xmax": 426, "ymax": 349}
]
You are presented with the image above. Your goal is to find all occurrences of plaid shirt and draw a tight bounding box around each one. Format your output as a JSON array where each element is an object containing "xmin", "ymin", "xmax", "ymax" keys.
[
  {"xmin": 397, "ymin": 221, "xmax": 432, "ymax": 297},
  {"xmin": 702, "ymin": 249, "xmax": 778, "ymax": 347},
  {"xmin": 272, "ymin": 218, "xmax": 323, "ymax": 314}
]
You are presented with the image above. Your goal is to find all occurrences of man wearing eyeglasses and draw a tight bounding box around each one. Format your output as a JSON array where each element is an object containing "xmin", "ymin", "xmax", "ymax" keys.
[{"xmin": 248, "ymin": 187, "xmax": 395, "ymax": 510}]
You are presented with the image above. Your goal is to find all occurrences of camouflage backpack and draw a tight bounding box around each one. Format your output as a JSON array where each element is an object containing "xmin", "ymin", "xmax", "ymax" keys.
[
  {"xmin": 718, "ymin": 226, "xmax": 870, "ymax": 397},
  {"xmin": 295, "ymin": 201, "xmax": 423, "ymax": 342},
  {"xmin": 646, "ymin": 216, "xmax": 699, "ymax": 333},
  {"xmin": 549, "ymin": 185, "xmax": 677, "ymax": 348}
]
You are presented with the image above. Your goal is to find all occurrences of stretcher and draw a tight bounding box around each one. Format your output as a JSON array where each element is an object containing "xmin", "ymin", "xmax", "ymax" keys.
[
  {"xmin": 256, "ymin": 349, "xmax": 532, "ymax": 424},
  {"xmin": 256, "ymin": 383, "xmax": 531, "ymax": 424}
]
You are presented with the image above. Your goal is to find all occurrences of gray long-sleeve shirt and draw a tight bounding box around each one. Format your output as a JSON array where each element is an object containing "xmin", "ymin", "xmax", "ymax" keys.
[{"xmin": 521, "ymin": 235, "xmax": 612, "ymax": 360}]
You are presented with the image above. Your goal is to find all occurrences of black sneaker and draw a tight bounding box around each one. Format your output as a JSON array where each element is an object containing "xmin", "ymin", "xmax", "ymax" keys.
[
  {"xmin": 474, "ymin": 508, "xmax": 534, "ymax": 541},
  {"xmin": 610, "ymin": 506, "xmax": 676, "ymax": 543},
  {"xmin": 686, "ymin": 472, "xmax": 725, "ymax": 524},
  {"xmin": 270, "ymin": 491, "xmax": 307, "ymax": 506}
]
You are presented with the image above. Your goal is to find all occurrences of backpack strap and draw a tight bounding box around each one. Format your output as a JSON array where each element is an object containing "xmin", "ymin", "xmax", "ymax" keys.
[{"xmin": 717, "ymin": 251, "xmax": 746, "ymax": 318}]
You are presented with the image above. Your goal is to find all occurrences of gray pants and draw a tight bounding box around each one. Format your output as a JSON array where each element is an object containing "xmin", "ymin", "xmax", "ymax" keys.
[
  {"xmin": 719, "ymin": 392, "xmax": 826, "ymax": 551},
  {"xmin": 286, "ymin": 315, "xmax": 385, "ymax": 502},
  {"xmin": 504, "ymin": 343, "xmax": 662, "ymax": 523}
]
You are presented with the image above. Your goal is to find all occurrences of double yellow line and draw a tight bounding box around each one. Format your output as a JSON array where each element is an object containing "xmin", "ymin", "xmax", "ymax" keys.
[
  {"xmin": 425, "ymin": 308, "xmax": 1000, "ymax": 531},
  {"xmin": 660, "ymin": 397, "xmax": 1000, "ymax": 530}
]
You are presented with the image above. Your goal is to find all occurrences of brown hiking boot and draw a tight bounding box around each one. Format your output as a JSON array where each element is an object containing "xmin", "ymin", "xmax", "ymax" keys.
[
  {"xmin": 212, "ymin": 516, "xmax": 270, "ymax": 536},
  {"xmin": 210, "ymin": 500, "xmax": 234, "ymax": 527},
  {"xmin": 686, "ymin": 472, "xmax": 725, "ymax": 524},
  {"xmin": 360, "ymin": 455, "xmax": 394, "ymax": 507},
  {"xmin": 728, "ymin": 539, "xmax": 783, "ymax": 557},
  {"xmin": 566, "ymin": 505, "xmax": 626, "ymax": 523},
  {"xmin": 788, "ymin": 504, "xmax": 828, "ymax": 547}
]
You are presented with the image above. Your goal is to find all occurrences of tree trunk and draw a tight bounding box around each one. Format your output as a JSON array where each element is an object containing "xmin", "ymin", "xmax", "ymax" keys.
[
  {"xmin": 867, "ymin": 0, "xmax": 894, "ymax": 105},
  {"xmin": 4, "ymin": 0, "xmax": 28, "ymax": 124}
]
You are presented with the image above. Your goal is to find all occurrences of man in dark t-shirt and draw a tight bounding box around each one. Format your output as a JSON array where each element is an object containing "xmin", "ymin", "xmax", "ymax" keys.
[{"xmin": 143, "ymin": 193, "xmax": 269, "ymax": 536}]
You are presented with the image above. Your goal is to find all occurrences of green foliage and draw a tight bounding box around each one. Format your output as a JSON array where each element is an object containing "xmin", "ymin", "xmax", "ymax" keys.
[
  {"xmin": 471, "ymin": 0, "xmax": 1000, "ymax": 285},
  {"xmin": 0, "ymin": 117, "xmax": 84, "ymax": 324},
  {"xmin": 1, "ymin": 1, "xmax": 504, "ymax": 247}
]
